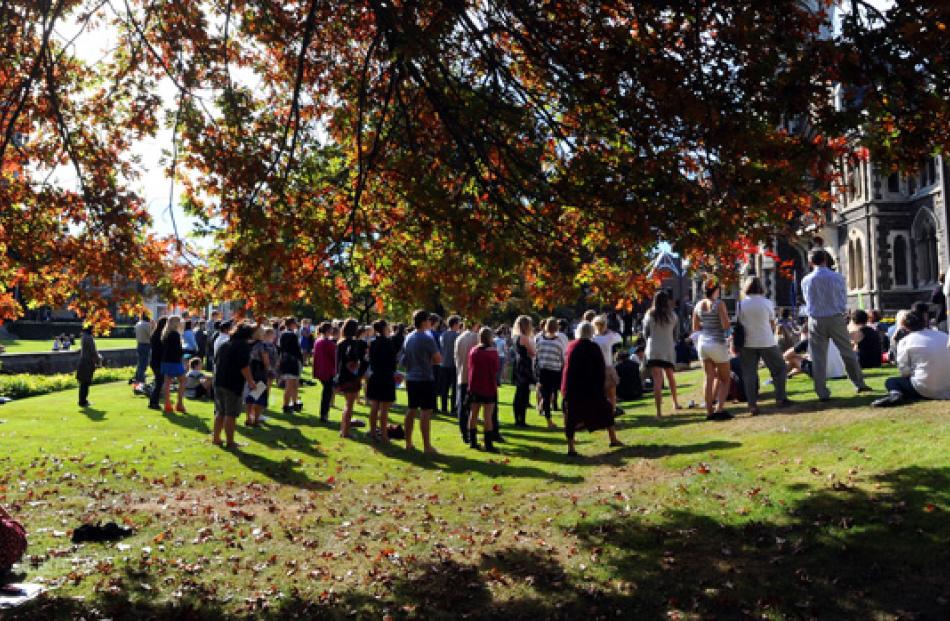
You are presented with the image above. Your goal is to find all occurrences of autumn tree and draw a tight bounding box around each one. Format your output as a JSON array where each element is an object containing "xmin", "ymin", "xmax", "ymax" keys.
[{"xmin": 3, "ymin": 1, "xmax": 949, "ymax": 324}]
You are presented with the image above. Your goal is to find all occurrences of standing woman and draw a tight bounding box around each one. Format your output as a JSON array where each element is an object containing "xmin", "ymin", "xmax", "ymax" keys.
[
  {"xmin": 76, "ymin": 325, "xmax": 101, "ymax": 407},
  {"xmin": 467, "ymin": 327, "xmax": 501, "ymax": 451},
  {"xmin": 738, "ymin": 276, "xmax": 792, "ymax": 415},
  {"xmin": 511, "ymin": 315, "xmax": 537, "ymax": 427},
  {"xmin": 691, "ymin": 279, "xmax": 733, "ymax": 421},
  {"xmin": 336, "ymin": 318, "xmax": 369, "ymax": 438},
  {"xmin": 278, "ymin": 317, "xmax": 303, "ymax": 414},
  {"xmin": 161, "ymin": 315, "xmax": 188, "ymax": 414},
  {"xmin": 592, "ymin": 315, "xmax": 623, "ymax": 412},
  {"xmin": 561, "ymin": 321, "xmax": 623, "ymax": 456},
  {"xmin": 245, "ymin": 324, "xmax": 271, "ymax": 426},
  {"xmin": 312, "ymin": 322, "xmax": 337, "ymax": 423},
  {"xmin": 147, "ymin": 316, "xmax": 168, "ymax": 410},
  {"xmin": 535, "ymin": 318, "xmax": 565, "ymax": 429},
  {"xmin": 644, "ymin": 290, "xmax": 682, "ymax": 417},
  {"xmin": 367, "ymin": 319, "xmax": 399, "ymax": 442}
]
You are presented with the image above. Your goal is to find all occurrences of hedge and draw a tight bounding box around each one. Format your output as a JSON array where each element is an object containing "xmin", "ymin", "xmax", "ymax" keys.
[
  {"xmin": 0, "ymin": 367, "xmax": 136, "ymax": 400},
  {"xmin": 5, "ymin": 321, "xmax": 136, "ymax": 340}
]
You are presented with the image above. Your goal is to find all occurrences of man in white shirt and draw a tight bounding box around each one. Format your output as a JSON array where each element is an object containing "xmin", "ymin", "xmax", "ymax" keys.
[
  {"xmin": 453, "ymin": 321, "xmax": 481, "ymax": 444},
  {"xmin": 872, "ymin": 311, "xmax": 950, "ymax": 407}
]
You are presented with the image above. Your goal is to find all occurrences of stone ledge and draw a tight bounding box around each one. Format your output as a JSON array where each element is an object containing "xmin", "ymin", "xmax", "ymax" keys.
[{"xmin": 0, "ymin": 349, "xmax": 137, "ymax": 375}]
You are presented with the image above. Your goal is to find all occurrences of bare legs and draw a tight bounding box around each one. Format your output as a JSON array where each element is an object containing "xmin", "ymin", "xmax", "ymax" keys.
[
  {"xmin": 339, "ymin": 391, "xmax": 358, "ymax": 438},
  {"xmin": 163, "ymin": 374, "xmax": 186, "ymax": 412},
  {"xmin": 212, "ymin": 416, "xmax": 236, "ymax": 446},
  {"xmin": 282, "ymin": 378, "xmax": 299, "ymax": 411},
  {"xmin": 404, "ymin": 408, "xmax": 435, "ymax": 454},
  {"xmin": 369, "ymin": 400, "xmax": 392, "ymax": 442}
]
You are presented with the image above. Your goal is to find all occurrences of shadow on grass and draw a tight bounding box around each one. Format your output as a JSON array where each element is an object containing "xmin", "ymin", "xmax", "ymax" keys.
[{"xmin": 19, "ymin": 466, "xmax": 950, "ymax": 619}]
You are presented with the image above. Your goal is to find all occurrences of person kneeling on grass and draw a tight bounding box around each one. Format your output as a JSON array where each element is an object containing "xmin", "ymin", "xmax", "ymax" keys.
[
  {"xmin": 872, "ymin": 311, "xmax": 950, "ymax": 407},
  {"xmin": 213, "ymin": 324, "xmax": 256, "ymax": 448},
  {"xmin": 183, "ymin": 357, "xmax": 212, "ymax": 400}
]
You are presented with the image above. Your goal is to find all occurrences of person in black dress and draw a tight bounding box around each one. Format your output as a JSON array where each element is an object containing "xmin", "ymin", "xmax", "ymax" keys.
[
  {"xmin": 336, "ymin": 318, "xmax": 369, "ymax": 438},
  {"xmin": 367, "ymin": 319, "xmax": 399, "ymax": 442},
  {"xmin": 147, "ymin": 317, "xmax": 167, "ymax": 410},
  {"xmin": 278, "ymin": 317, "xmax": 303, "ymax": 414}
]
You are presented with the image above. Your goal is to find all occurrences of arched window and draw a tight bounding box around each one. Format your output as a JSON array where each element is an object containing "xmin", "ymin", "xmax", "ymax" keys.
[
  {"xmin": 847, "ymin": 240, "xmax": 856, "ymax": 289},
  {"xmin": 893, "ymin": 235, "xmax": 908, "ymax": 287},
  {"xmin": 854, "ymin": 237, "xmax": 864, "ymax": 289},
  {"xmin": 912, "ymin": 210, "xmax": 940, "ymax": 285}
]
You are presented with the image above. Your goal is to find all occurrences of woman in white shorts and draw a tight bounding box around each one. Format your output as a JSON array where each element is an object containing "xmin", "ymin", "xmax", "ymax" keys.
[{"xmin": 692, "ymin": 278, "xmax": 733, "ymax": 421}]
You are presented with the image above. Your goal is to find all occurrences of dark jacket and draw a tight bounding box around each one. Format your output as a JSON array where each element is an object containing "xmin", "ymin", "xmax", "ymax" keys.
[{"xmin": 76, "ymin": 333, "xmax": 101, "ymax": 383}]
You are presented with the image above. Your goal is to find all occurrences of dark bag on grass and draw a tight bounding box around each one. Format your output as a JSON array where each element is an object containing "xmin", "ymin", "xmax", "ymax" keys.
[
  {"xmin": 0, "ymin": 506, "xmax": 26, "ymax": 572},
  {"xmin": 386, "ymin": 424, "xmax": 405, "ymax": 440}
]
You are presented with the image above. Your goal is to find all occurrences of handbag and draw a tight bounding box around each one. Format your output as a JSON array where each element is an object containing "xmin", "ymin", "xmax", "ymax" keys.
[{"xmin": 732, "ymin": 301, "xmax": 746, "ymax": 350}]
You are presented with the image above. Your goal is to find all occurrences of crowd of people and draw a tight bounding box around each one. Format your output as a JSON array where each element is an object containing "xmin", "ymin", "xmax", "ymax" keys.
[{"xmin": 74, "ymin": 249, "xmax": 950, "ymax": 456}]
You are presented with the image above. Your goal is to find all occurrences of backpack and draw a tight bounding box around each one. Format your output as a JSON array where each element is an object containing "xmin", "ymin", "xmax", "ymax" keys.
[{"xmin": 0, "ymin": 506, "xmax": 26, "ymax": 572}]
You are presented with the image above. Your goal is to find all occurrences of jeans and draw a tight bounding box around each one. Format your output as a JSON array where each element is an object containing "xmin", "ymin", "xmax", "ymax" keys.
[
  {"xmin": 808, "ymin": 315, "xmax": 866, "ymax": 399},
  {"xmin": 78, "ymin": 382, "xmax": 90, "ymax": 405},
  {"xmin": 739, "ymin": 346, "xmax": 787, "ymax": 406},
  {"xmin": 319, "ymin": 378, "xmax": 333, "ymax": 421},
  {"xmin": 135, "ymin": 343, "xmax": 151, "ymax": 383},
  {"xmin": 148, "ymin": 370, "xmax": 164, "ymax": 407},
  {"xmin": 457, "ymin": 383, "xmax": 469, "ymax": 439},
  {"xmin": 885, "ymin": 376, "xmax": 922, "ymax": 401},
  {"xmin": 513, "ymin": 381, "xmax": 531, "ymax": 425},
  {"xmin": 438, "ymin": 366, "xmax": 457, "ymax": 413}
]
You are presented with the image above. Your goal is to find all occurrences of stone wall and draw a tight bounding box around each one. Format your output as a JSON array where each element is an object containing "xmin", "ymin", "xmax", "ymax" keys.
[{"xmin": 0, "ymin": 349, "xmax": 137, "ymax": 375}]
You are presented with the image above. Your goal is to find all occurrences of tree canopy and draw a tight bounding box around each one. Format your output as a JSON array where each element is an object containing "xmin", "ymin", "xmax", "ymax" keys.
[{"xmin": 2, "ymin": 0, "xmax": 948, "ymax": 328}]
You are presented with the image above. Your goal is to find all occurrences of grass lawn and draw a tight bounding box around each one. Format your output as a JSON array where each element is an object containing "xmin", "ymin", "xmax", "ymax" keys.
[
  {"xmin": 0, "ymin": 367, "xmax": 947, "ymax": 619},
  {"xmin": 1, "ymin": 338, "xmax": 138, "ymax": 355}
]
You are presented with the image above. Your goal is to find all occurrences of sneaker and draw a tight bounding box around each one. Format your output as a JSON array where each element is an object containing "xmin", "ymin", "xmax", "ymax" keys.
[
  {"xmin": 294, "ymin": 402, "xmax": 303, "ymax": 412},
  {"xmin": 856, "ymin": 385, "xmax": 874, "ymax": 394},
  {"xmin": 706, "ymin": 411, "xmax": 734, "ymax": 421},
  {"xmin": 871, "ymin": 392, "xmax": 903, "ymax": 408}
]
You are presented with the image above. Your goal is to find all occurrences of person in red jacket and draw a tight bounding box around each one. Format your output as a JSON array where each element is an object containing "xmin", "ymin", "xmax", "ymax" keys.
[
  {"xmin": 467, "ymin": 327, "xmax": 501, "ymax": 452},
  {"xmin": 311, "ymin": 322, "xmax": 337, "ymax": 423}
]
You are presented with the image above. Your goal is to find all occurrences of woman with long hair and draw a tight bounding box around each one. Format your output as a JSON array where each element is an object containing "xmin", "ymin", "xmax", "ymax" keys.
[
  {"xmin": 160, "ymin": 315, "xmax": 187, "ymax": 414},
  {"xmin": 336, "ymin": 317, "xmax": 369, "ymax": 438},
  {"xmin": 692, "ymin": 278, "xmax": 733, "ymax": 420},
  {"xmin": 467, "ymin": 327, "xmax": 501, "ymax": 452},
  {"xmin": 510, "ymin": 315, "xmax": 537, "ymax": 427},
  {"xmin": 147, "ymin": 316, "xmax": 168, "ymax": 410},
  {"xmin": 644, "ymin": 291, "xmax": 682, "ymax": 417},
  {"xmin": 367, "ymin": 319, "xmax": 399, "ymax": 442}
]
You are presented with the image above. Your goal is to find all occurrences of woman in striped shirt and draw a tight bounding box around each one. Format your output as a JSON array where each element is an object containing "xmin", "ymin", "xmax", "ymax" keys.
[
  {"xmin": 691, "ymin": 278, "xmax": 733, "ymax": 421},
  {"xmin": 535, "ymin": 318, "xmax": 565, "ymax": 429}
]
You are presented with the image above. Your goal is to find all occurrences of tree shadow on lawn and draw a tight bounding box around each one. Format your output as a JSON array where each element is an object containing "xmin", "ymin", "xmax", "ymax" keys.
[
  {"xmin": 25, "ymin": 465, "xmax": 950, "ymax": 620},
  {"xmin": 501, "ymin": 439, "xmax": 742, "ymax": 466},
  {"xmin": 345, "ymin": 435, "xmax": 585, "ymax": 484}
]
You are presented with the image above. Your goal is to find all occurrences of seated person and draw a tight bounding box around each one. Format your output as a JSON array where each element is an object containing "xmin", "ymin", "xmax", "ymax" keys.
[
  {"xmin": 52, "ymin": 336, "xmax": 63, "ymax": 351},
  {"xmin": 775, "ymin": 309, "xmax": 798, "ymax": 352},
  {"xmin": 183, "ymin": 358, "xmax": 212, "ymax": 399},
  {"xmin": 674, "ymin": 336, "xmax": 696, "ymax": 371},
  {"xmin": 872, "ymin": 311, "xmax": 950, "ymax": 407},
  {"xmin": 848, "ymin": 309, "xmax": 882, "ymax": 369},
  {"xmin": 887, "ymin": 310, "xmax": 910, "ymax": 364},
  {"xmin": 615, "ymin": 350, "xmax": 644, "ymax": 401},
  {"xmin": 784, "ymin": 323, "xmax": 812, "ymax": 377}
]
